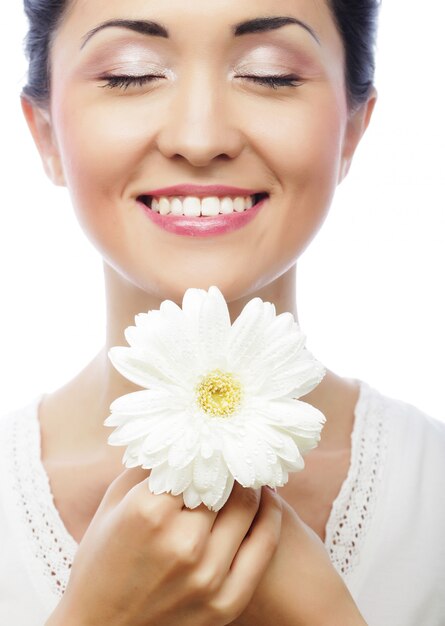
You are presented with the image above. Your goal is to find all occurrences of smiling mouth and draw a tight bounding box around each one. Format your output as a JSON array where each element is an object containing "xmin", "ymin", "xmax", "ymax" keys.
[{"xmin": 137, "ymin": 193, "xmax": 268, "ymax": 217}]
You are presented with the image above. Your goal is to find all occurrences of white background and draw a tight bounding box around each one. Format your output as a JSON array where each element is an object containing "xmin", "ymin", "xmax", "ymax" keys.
[{"xmin": 0, "ymin": 1, "xmax": 444, "ymax": 420}]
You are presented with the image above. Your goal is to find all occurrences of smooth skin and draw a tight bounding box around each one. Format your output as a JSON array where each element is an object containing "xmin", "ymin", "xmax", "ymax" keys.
[
  {"xmin": 45, "ymin": 470, "xmax": 365, "ymax": 626},
  {"xmin": 47, "ymin": 474, "xmax": 283, "ymax": 626},
  {"xmin": 21, "ymin": 0, "xmax": 376, "ymax": 623}
]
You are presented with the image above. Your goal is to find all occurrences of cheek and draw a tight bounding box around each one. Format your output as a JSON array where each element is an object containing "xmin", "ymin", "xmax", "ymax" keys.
[
  {"xmin": 54, "ymin": 95, "xmax": 158, "ymax": 195},
  {"xmin": 52, "ymin": 92, "xmax": 165, "ymax": 249},
  {"xmin": 249, "ymin": 93, "xmax": 345, "ymax": 254},
  {"xmin": 261, "ymin": 96, "xmax": 344, "ymax": 194}
]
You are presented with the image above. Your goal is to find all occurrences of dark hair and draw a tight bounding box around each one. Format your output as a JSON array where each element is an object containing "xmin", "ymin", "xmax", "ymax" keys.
[
  {"xmin": 326, "ymin": 0, "xmax": 382, "ymax": 112},
  {"xmin": 21, "ymin": 0, "xmax": 70, "ymax": 105},
  {"xmin": 21, "ymin": 0, "xmax": 381, "ymax": 112}
]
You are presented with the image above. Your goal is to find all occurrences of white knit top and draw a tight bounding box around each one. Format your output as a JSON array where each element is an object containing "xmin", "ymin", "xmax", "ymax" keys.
[{"xmin": 1, "ymin": 380, "xmax": 444, "ymax": 625}]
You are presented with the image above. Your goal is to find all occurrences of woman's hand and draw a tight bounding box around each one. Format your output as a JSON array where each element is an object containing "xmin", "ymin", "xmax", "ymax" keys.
[
  {"xmin": 233, "ymin": 497, "xmax": 368, "ymax": 626},
  {"xmin": 45, "ymin": 468, "xmax": 283, "ymax": 626}
]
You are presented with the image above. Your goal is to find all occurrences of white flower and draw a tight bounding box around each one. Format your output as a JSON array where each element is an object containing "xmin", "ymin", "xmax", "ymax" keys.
[{"xmin": 105, "ymin": 286, "xmax": 326, "ymax": 511}]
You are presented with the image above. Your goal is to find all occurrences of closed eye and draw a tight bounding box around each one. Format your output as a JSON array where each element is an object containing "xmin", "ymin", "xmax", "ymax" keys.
[
  {"xmin": 99, "ymin": 75, "xmax": 165, "ymax": 90},
  {"xmin": 99, "ymin": 73, "xmax": 303, "ymax": 91},
  {"xmin": 239, "ymin": 74, "xmax": 302, "ymax": 89}
]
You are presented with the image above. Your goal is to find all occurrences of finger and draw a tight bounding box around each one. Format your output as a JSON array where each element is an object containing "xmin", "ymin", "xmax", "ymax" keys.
[
  {"xmin": 198, "ymin": 483, "xmax": 261, "ymax": 577},
  {"xmin": 96, "ymin": 466, "xmax": 149, "ymax": 511},
  {"xmin": 110, "ymin": 466, "xmax": 150, "ymax": 494},
  {"xmin": 214, "ymin": 487, "xmax": 283, "ymax": 616},
  {"xmin": 101, "ymin": 467, "xmax": 183, "ymax": 513},
  {"xmin": 164, "ymin": 503, "xmax": 220, "ymax": 565},
  {"xmin": 179, "ymin": 501, "xmax": 219, "ymax": 534}
]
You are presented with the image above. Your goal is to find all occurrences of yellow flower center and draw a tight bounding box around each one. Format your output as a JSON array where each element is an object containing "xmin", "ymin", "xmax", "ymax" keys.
[{"xmin": 196, "ymin": 369, "xmax": 242, "ymax": 418}]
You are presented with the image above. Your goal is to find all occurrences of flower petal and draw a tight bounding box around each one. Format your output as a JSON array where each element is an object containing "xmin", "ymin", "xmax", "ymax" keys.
[
  {"xmin": 140, "ymin": 412, "xmax": 190, "ymax": 454},
  {"xmin": 202, "ymin": 473, "xmax": 234, "ymax": 511},
  {"xmin": 293, "ymin": 434, "xmax": 320, "ymax": 456},
  {"xmin": 239, "ymin": 331, "xmax": 308, "ymax": 393},
  {"xmin": 107, "ymin": 416, "xmax": 160, "ymax": 445},
  {"xmin": 122, "ymin": 438, "xmax": 146, "ymax": 468},
  {"xmin": 196, "ymin": 286, "xmax": 231, "ymax": 368},
  {"xmin": 107, "ymin": 388, "xmax": 183, "ymax": 421},
  {"xmin": 181, "ymin": 288, "xmax": 208, "ymax": 322},
  {"xmin": 240, "ymin": 431, "xmax": 277, "ymax": 487},
  {"xmin": 249, "ymin": 397, "xmax": 326, "ymax": 432},
  {"xmin": 120, "ymin": 307, "xmax": 201, "ymax": 386},
  {"xmin": 221, "ymin": 435, "xmax": 256, "ymax": 487},
  {"xmin": 167, "ymin": 428, "xmax": 200, "ymax": 469},
  {"xmin": 268, "ymin": 311, "xmax": 296, "ymax": 337},
  {"xmin": 159, "ymin": 299, "xmax": 185, "ymax": 324},
  {"xmin": 193, "ymin": 451, "xmax": 227, "ymax": 493},
  {"xmin": 226, "ymin": 298, "xmax": 274, "ymax": 371},
  {"xmin": 108, "ymin": 346, "xmax": 180, "ymax": 390},
  {"xmin": 140, "ymin": 446, "xmax": 170, "ymax": 468},
  {"xmin": 256, "ymin": 356, "xmax": 326, "ymax": 399},
  {"xmin": 253, "ymin": 329, "xmax": 306, "ymax": 369},
  {"xmin": 183, "ymin": 483, "xmax": 203, "ymax": 509},
  {"xmin": 210, "ymin": 474, "xmax": 235, "ymax": 511},
  {"xmin": 148, "ymin": 463, "xmax": 170, "ymax": 494},
  {"xmin": 169, "ymin": 464, "xmax": 193, "ymax": 495},
  {"xmin": 148, "ymin": 462, "xmax": 193, "ymax": 496},
  {"xmin": 268, "ymin": 461, "xmax": 286, "ymax": 487}
]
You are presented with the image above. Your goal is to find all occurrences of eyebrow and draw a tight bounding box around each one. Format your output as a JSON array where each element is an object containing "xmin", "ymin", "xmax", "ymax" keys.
[{"xmin": 80, "ymin": 15, "xmax": 321, "ymax": 50}]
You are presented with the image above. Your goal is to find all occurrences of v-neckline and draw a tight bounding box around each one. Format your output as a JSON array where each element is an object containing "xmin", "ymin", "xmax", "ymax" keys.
[
  {"xmin": 13, "ymin": 377, "xmax": 383, "ymax": 599},
  {"xmin": 31, "ymin": 379, "xmax": 374, "ymax": 551}
]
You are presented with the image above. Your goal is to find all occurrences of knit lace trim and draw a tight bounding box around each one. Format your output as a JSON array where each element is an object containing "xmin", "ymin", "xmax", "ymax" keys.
[
  {"xmin": 8, "ymin": 398, "xmax": 77, "ymax": 598},
  {"xmin": 8, "ymin": 379, "xmax": 388, "ymax": 598},
  {"xmin": 324, "ymin": 380, "xmax": 389, "ymax": 577}
]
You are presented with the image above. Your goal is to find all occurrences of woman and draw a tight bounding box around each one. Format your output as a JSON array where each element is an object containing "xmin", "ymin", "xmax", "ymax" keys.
[{"xmin": 1, "ymin": 0, "xmax": 444, "ymax": 624}]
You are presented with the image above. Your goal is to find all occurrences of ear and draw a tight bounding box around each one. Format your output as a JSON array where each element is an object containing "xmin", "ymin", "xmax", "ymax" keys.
[
  {"xmin": 338, "ymin": 87, "xmax": 378, "ymax": 183},
  {"xmin": 20, "ymin": 96, "xmax": 66, "ymax": 187}
]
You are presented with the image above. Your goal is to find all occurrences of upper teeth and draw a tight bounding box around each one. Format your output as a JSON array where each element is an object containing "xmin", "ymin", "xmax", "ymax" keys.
[{"xmin": 150, "ymin": 195, "xmax": 255, "ymax": 216}]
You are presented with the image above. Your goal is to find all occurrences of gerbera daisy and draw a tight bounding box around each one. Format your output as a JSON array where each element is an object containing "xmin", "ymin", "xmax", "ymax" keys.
[{"xmin": 105, "ymin": 286, "xmax": 326, "ymax": 511}]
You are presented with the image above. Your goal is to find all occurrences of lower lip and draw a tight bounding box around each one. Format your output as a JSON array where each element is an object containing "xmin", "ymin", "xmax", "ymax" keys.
[{"xmin": 138, "ymin": 196, "xmax": 268, "ymax": 237}]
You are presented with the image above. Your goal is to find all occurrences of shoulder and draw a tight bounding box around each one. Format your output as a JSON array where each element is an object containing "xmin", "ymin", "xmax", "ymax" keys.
[
  {"xmin": 360, "ymin": 381, "xmax": 445, "ymax": 511},
  {"xmin": 0, "ymin": 395, "xmax": 43, "ymax": 426},
  {"xmin": 370, "ymin": 383, "xmax": 445, "ymax": 458},
  {"xmin": 0, "ymin": 395, "xmax": 44, "ymax": 474},
  {"xmin": 351, "ymin": 380, "xmax": 445, "ymax": 530},
  {"xmin": 359, "ymin": 379, "xmax": 445, "ymax": 445},
  {"xmin": 347, "ymin": 382, "xmax": 445, "ymax": 623},
  {"xmin": 350, "ymin": 380, "xmax": 445, "ymax": 500},
  {"xmin": 0, "ymin": 395, "xmax": 43, "ymax": 527}
]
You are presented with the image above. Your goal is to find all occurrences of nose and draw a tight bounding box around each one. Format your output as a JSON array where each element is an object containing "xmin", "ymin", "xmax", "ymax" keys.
[{"xmin": 155, "ymin": 69, "xmax": 245, "ymax": 167}]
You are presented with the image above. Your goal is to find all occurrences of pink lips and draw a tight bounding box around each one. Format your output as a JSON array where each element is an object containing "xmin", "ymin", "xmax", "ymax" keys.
[
  {"xmin": 142, "ymin": 184, "xmax": 262, "ymax": 197},
  {"xmin": 137, "ymin": 184, "xmax": 268, "ymax": 237}
]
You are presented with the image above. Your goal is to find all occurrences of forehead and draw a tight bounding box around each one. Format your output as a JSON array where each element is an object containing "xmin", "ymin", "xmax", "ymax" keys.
[{"xmin": 55, "ymin": 0, "xmax": 343, "ymax": 56}]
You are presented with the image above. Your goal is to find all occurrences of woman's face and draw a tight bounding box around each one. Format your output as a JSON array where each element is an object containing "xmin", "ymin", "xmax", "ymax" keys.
[{"xmin": 29, "ymin": 0, "xmax": 376, "ymax": 303}]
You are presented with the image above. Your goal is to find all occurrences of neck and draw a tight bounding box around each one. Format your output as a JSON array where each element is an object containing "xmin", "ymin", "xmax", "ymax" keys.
[
  {"xmin": 101, "ymin": 261, "xmax": 301, "ymax": 405},
  {"xmin": 103, "ymin": 261, "xmax": 299, "ymax": 348},
  {"xmin": 41, "ymin": 262, "xmax": 358, "ymax": 461}
]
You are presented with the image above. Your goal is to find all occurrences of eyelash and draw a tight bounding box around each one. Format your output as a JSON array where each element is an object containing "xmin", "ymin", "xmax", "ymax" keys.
[{"xmin": 99, "ymin": 74, "xmax": 302, "ymax": 91}]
